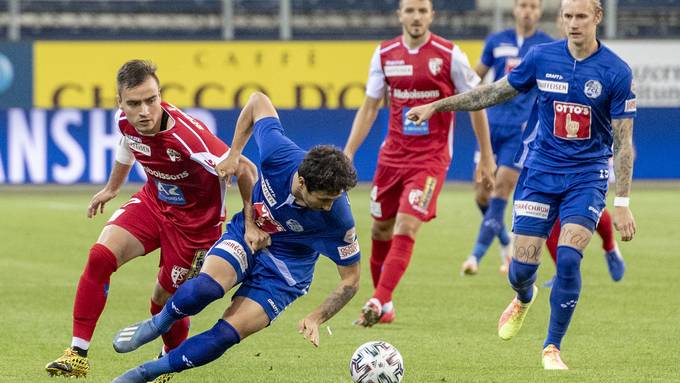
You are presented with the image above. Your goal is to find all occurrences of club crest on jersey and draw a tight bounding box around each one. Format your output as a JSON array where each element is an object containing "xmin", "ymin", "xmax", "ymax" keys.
[
  {"xmin": 428, "ymin": 58, "xmax": 443, "ymax": 76},
  {"xmin": 584, "ymin": 80, "xmax": 602, "ymax": 99},
  {"xmin": 171, "ymin": 265, "xmax": 190, "ymax": 287},
  {"xmin": 286, "ymin": 219, "xmax": 304, "ymax": 232},
  {"xmin": 553, "ymin": 101, "xmax": 592, "ymax": 140},
  {"xmin": 167, "ymin": 148, "xmax": 181, "ymax": 162}
]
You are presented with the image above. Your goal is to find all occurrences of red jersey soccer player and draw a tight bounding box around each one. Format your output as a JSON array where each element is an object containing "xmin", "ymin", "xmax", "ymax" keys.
[
  {"xmin": 345, "ymin": 0, "xmax": 495, "ymax": 327},
  {"xmin": 46, "ymin": 60, "xmax": 263, "ymax": 379}
]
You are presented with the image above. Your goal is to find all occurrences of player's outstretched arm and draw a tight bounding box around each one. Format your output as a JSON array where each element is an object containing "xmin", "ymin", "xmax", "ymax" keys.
[
  {"xmin": 612, "ymin": 117, "xmax": 636, "ymax": 241},
  {"xmin": 88, "ymin": 161, "xmax": 132, "ymax": 218},
  {"xmin": 298, "ymin": 262, "xmax": 360, "ymax": 347},
  {"xmin": 406, "ymin": 77, "xmax": 519, "ymax": 125},
  {"xmin": 469, "ymin": 110, "xmax": 496, "ymax": 190},
  {"xmin": 344, "ymin": 95, "xmax": 383, "ymax": 161}
]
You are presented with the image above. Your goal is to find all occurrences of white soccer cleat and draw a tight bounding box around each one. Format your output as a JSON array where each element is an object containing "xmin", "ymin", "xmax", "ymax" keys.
[
  {"xmin": 461, "ymin": 256, "xmax": 479, "ymax": 276},
  {"xmin": 542, "ymin": 344, "xmax": 569, "ymax": 370}
]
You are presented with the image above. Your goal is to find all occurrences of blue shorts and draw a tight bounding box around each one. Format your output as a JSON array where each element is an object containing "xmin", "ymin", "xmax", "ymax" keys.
[
  {"xmin": 207, "ymin": 224, "xmax": 311, "ymax": 322},
  {"xmin": 512, "ymin": 168, "xmax": 608, "ymax": 238},
  {"xmin": 475, "ymin": 123, "xmax": 523, "ymax": 171}
]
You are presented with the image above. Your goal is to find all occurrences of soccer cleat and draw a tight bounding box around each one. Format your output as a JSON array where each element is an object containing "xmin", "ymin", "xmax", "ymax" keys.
[
  {"xmin": 111, "ymin": 367, "xmax": 148, "ymax": 383},
  {"xmin": 379, "ymin": 307, "xmax": 396, "ymax": 324},
  {"xmin": 45, "ymin": 348, "xmax": 90, "ymax": 378},
  {"xmin": 542, "ymin": 344, "xmax": 569, "ymax": 370},
  {"xmin": 354, "ymin": 298, "xmax": 382, "ymax": 327},
  {"xmin": 461, "ymin": 256, "xmax": 479, "ymax": 276},
  {"xmin": 152, "ymin": 372, "xmax": 175, "ymax": 382},
  {"xmin": 605, "ymin": 247, "xmax": 625, "ymax": 282},
  {"xmin": 113, "ymin": 319, "xmax": 162, "ymax": 353},
  {"xmin": 498, "ymin": 285, "xmax": 538, "ymax": 340}
]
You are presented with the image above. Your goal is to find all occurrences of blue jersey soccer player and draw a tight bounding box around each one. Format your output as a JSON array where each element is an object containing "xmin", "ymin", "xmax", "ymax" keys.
[
  {"xmin": 110, "ymin": 92, "xmax": 361, "ymax": 382},
  {"xmin": 407, "ymin": 0, "xmax": 637, "ymax": 369},
  {"xmin": 463, "ymin": 0, "xmax": 553, "ymax": 276}
]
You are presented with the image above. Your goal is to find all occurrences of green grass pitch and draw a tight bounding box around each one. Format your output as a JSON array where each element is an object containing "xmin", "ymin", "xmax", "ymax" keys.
[{"xmin": 1, "ymin": 183, "xmax": 678, "ymax": 383}]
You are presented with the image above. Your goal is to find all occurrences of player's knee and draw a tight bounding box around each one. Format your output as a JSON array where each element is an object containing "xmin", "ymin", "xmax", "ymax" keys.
[
  {"xmin": 371, "ymin": 221, "xmax": 393, "ymax": 240},
  {"xmin": 508, "ymin": 260, "xmax": 537, "ymax": 287},
  {"xmin": 555, "ymin": 246, "xmax": 582, "ymax": 279},
  {"xmin": 475, "ymin": 188, "xmax": 490, "ymax": 206},
  {"xmin": 83, "ymin": 243, "xmax": 118, "ymax": 283}
]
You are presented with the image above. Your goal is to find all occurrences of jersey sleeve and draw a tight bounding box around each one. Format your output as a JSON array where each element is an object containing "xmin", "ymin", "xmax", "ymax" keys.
[
  {"xmin": 507, "ymin": 46, "xmax": 538, "ymax": 93},
  {"xmin": 318, "ymin": 195, "xmax": 361, "ymax": 266},
  {"xmin": 113, "ymin": 110, "xmax": 135, "ymax": 165},
  {"xmin": 173, "ymin": 117, "xmax": 230, "ymax": 176},
  {"xmin": 480, "ymin": 35, "xmax": 495, "ymax": 68},
  {"xmin": 610, "ymin": 67, "xmax": 637, "ymax": 119},
  {"xmin": 253, "ymin": 117, "xmax": 304, "ymax": 166},
  {"xmin": 450, "ymin": 45, "xmax": 481, "ymax": 93},
  {"xmin": 365, "ymin": 45, "xmax": 386, "ymax": 100}
]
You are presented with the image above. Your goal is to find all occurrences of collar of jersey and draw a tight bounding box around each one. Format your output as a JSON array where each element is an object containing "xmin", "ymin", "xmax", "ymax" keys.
[
  {"xmin": 401, "ymin": 32, "xmax": 432, "ymax": 55},
  {"xmin": 563, "ymin": 38, "xmax": 604, "ymax": 63}
]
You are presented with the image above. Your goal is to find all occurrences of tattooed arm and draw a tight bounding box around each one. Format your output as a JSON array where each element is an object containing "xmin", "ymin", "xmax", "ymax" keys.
[
  {"xmin": 298, "ymin": 262, "xmax": 360, "ymax": 347},
  {"xmin": 406, "ymin": 77, "xmax": 520, "ymax": 124},
  {"xmin": 611, "ymin": 118, "xmax": 636, "ymax": 241}
]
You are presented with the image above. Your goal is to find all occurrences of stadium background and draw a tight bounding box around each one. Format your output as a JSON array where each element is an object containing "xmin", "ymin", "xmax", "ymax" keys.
[{"xmin": 1, "ymin": 1, "xmax": 679, "ymax": 383}]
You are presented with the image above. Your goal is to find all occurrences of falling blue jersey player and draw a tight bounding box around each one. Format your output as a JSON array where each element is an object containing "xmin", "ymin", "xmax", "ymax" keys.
[
  {"xmin": 111, "ymin": 92, "xmax": 361, "ymax": 382},
  {"xmin": 463, "ymin": 0, "xmax": 554, "ymax": 275},
  {"xmin": 407, "ymin": 0, "xmax": 637, "ymax": 370}
]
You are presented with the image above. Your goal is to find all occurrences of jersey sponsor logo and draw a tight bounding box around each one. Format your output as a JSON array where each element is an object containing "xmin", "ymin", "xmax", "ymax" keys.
[
  {"xmin": 408, "ymin": 176, "xmax": 436, "ymax": 214},
  {"xmin": 493, "ymin": 45, "xmax": 519, "ymax": 58},
  {"xmin": 393, "ymin": 88, "xmax": 440, "ymax": 100},
  {"xmin": 286, "ymin": 219, "xmax": 304, "ymax": 232},
  {"xmin": 253, "ymin": 202, "xmax": 286, "ymax": 234},
  {"xmin": 261, "ymin": 178, "xmax": 277, "ymax": 206},
  {"xmin": 545, "ymin": 73, "xmax": 564, "ymax": 80},
  {"xmin": 553, "ymin": 101, "xmax": 592, "ymax": 140},
  {"xmin": 156, "ymin": 181, "xmax": 187, "ymax": 205},
  {"xmin": 344, "ymin": 227, "xmax": 357, "ymax": 244},
  {"xmin": 504, "ymin": 57, "xmax": 521, "ymax": 74},
  {"xmin": 428, "ymin": 58, "xmax": 443, "ymax": 76},
  {"xmin": 385, "ymin": 59, "xmax": 405, "ymax": 65},
  {"xmin": 171, "ymin": 265, "xmax": 190, "ymax": 288},
  {"xmin": 144, "ymin": 167, "xmax": 190, "ymax": 181},
  {"xmin": 584, "ymin": 80, "xmax": 602, "ymax": 99},
  {"xmin": 384, "ymin": 65, "xmax": 413, "ymax": 77},
  {"xmin": 267, "ymin": 298, "xmax": 281, "ymax": 316},
  {"xmin": 402, "ymin": 107, "xmax": 429, "ymax": 136},
  {"xmin": 514, "ymin": 200, "xmax": 550, "ymax": 219},
  {"xmin": 625, "ymin": 98, "xmax": 637, "ymax": 112},
  {"xmin": 126, "ymin": 138, "xmax": 151, "ymax": 156},
  {"xmin": 537, "ymin": 79, "xmax": 569, "ymax": 94},
  {"xmin": 337, "ymin": 240, "xmax": 360, "ymax": 260},
  {"xmin": 214, "ymin": 239, "xmax": 248, "ymax": 272},
  {"xmin": 167, "ymin": 148, "xmax": 182, "ymax": 162}
]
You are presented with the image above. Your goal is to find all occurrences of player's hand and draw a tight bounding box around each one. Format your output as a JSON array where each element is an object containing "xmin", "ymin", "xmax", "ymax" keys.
[
  {"xmin": 613, "ymin": 206, "xmax": 636, "ymax": 241},
  {"xmin": 475, "ymin": 157, "xmax": 496, "ymax": 191},
  {"xmin": 244, "ymin": 221, "xmax": 271, "ymax": 253},
  {"xmin": 216, "ymin": 154, "xmax": 240, "ymax": 187},
  {"xmin": 87, "ymin": 188, "xmax": 118, "ymax": 218},
  {"xmin": 298, "ymin": 315, "xmax": 321, "ymax": 348},
  {"xmin": 406, "ymin": 103, "xmax": 436, "ymax": 125}
]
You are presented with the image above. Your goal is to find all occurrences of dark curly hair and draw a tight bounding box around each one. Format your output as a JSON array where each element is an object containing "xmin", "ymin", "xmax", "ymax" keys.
[
  {"xmin": 116, "ymin": 60, "xmax": 160, "ymax": 96},
  {"xmin": 298, "ymin": 145, "xmax": 357, "ymax": 194}
]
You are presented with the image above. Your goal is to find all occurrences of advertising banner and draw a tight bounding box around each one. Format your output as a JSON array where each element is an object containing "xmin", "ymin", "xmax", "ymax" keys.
[{"xmin": 0, "ymin": 42, "xmax": 33, "ymax": 109}]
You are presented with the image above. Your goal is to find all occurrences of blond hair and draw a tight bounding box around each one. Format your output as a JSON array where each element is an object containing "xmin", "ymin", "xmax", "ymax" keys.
[{"xmin": 561, "ymin": 0, "xmax": 604, "ymax": 16}]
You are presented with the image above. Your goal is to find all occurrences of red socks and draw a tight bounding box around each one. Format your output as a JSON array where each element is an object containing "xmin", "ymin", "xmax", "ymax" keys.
[
  {"xmin": 369, "ymin": 239, "xmax": 392, "ymax": 288},
  {"xmin": 596, "ymin": 209, "xmax": 616, "ymax": 252},
  {"xmin": 150, "ymin": 300, "xmax": 190, "ymax": 352},
  {"xmin": 373, "ymin": 235, "xmax": 415, "ymax": 304},
  {"xmin": 73, "ymin": 243, "xmax": 118, "ymax": 341}
]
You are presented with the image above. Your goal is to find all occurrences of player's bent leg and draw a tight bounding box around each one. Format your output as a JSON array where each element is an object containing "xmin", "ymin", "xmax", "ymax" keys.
[
  {"xmin": 493, "ymin": 166, "xmax": 519, "ymax": 270},
  {"xmin": 370, "ymin": 218, "xmax": 395, "ymax": 288}
]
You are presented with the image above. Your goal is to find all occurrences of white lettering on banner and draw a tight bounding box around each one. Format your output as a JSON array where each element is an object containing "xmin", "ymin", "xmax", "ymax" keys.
[
  {"xmin": 90, "ymin": 110, "xmax": 122, "ymax": 183},
  {"xmin": 9, "ymin": 110, "xmax": 47, "ymax": 184},
  {"xmin": 392, "ymin": 88, "xmax": 440, "ymax": 100},
  {"xmin": 384, "ymin": 65, "xmax": 413, "ymax": 77},
  {"xmin": 514, "ymin": 200, "xmax": 550, "ymax": 219},
  {"xmin": 537, "ymin": 79, "xmax": 569, "ymax": 94},
  {"xmin": 52, "ymin": 110, "xmax": 85, "ymax": 184}
]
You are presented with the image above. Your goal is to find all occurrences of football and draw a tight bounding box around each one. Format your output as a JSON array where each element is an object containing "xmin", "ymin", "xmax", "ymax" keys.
[{"xmin": 349, "ymin": 341, "xmax": 404, "ymax": 383}]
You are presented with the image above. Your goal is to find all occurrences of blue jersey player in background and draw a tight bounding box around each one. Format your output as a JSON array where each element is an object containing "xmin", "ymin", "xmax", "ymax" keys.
[
  {"xmin": 463, "ymin": 0, "xmax": 553, "ymax": 276},
  {"xmin": 111, "ymin": 92, "xmax": 361, "ymax": 382},
  {"xmin": 407, "ymin": 0, "xmax": 637, "ymax": 370}
]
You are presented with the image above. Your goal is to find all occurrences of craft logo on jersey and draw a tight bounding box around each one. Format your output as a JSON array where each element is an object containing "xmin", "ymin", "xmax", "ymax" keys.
[
  {"xmin": 253, "ymin": 202, "xmax": 285, "ymax": 233},
  {"xmin": 286, "ymin": 219, "xmax": 304, "ymax": 232},
  {"xmin": 428, "ymin": 58, "xmax": 443, "ymax": 76},
  {"xmin": 167, "ymin": 148, "xmax": 181, "ymax": 162},
  {"xmin": 171, "ymin": 265, "xmax": 190, "ymax": 288},
  {"xmin": 125, "ymin": 135, "xmax": 151, "ymax": 156},
  {"xmin": 584, "ymin": 80, "xmax": 602, "ymax": 99},
  {"xmin": 408, "ymin": 176, "xmax": 436, "ymax": 214},
  {"xmin": 553, "ymin": 101, "xmax": 591, "ymax": 140},
  {"xmin": 156, "ymin": 181, "xmax": 187, "ymax": 205}
]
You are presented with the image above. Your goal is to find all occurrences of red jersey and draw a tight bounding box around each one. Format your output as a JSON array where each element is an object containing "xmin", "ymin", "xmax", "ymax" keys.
[
  {"xmin": 366, "ymin": 33, "xmax": 480, "ymax": 171},
  {"xmin": 115, "ymin": 101, "xmax": 229, "ymax": 233}
]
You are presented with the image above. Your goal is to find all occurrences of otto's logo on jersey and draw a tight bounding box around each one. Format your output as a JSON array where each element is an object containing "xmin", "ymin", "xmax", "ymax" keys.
[
  {"xmin": 253, "ymin": 202, "xmax": 285, "ymax": 234},
  {"xmin": 428, "ymin": 58, "xmax": 443, "ymax": 76},
  {"xmin": 584, "ymin": 80, "xmax": 602, "ymax": 99},
  {"xmin": 553, "ymin": 101, "xmax": 591, "ymax": 140},
  {"xmin": 167, "ymin": 148, "xmax": 181, "ymax": 162}
]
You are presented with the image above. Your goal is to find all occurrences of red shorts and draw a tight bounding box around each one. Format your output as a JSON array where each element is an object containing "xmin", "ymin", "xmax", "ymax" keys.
[
  {"xmin": 106, "ymin": 193, "xmax": 221, "ymax": 293},
  {"xmin": 370, "ymin": 164, "xmax": 446, "ymax": 222}
]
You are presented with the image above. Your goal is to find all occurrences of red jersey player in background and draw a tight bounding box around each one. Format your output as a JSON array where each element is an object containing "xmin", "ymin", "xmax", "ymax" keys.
[
  {"xmin": 345, "ymin": 0, "xmax": 495, "ymax": 327},
  {"xmin": 45, "ymin": 60, "xmax": 264, "ymax": 379}
]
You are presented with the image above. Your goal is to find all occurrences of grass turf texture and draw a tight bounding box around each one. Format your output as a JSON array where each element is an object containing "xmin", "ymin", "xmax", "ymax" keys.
[{"xmin": 1, "ymin": 183, "xmax": 678, "ymax": 383}]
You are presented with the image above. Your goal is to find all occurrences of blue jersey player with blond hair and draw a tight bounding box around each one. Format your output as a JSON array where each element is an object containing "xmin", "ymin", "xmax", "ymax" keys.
[
  {"xmin": 110, "ymin": 92, "xmax": 361, "ymax": 382},
  {"xmin": 407, "ymin": 0, "xmax": 637, "ymax": 369}
]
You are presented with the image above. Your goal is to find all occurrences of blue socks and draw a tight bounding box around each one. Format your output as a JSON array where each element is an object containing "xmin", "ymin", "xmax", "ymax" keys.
[
  {"xmin": 138, "ymin": 320, "xmax": 241, "ymax": 380},
  {"xmin": 545, "ymin": 246, "xmax": 582, "ymax": 349},
  {"xmin": 472, "ymin": 198, "xmax": 510, "ymax": 261},
  {"xmin": 153, "ymin": 273, "xmax": 225, "ymax": 333},
  {"xmin": 508, "ymin": 258, "xmax": 538, "ymax": 303}
]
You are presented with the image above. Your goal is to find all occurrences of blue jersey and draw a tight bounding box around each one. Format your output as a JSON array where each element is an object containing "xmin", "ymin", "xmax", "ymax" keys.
[
  {"xmin": 507, "ymin": 40, "xmax": 636, "ymax": 173},
  {"xmin": 480, "ymin": 29, "xmax": 553, "ymax": 127},
  {"xmin": 226, "ymin": 117, "xmax": 360, "ymax": 287}
]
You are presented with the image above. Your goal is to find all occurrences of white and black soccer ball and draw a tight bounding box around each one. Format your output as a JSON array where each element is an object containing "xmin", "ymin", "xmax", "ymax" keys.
[{"xmin": 349, "ymin": 341, "xmax": 404, "ymax": 383}]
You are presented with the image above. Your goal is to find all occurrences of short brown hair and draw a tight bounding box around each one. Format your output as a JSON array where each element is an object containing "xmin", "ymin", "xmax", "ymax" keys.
[
  {"xmin": 116, "ymin": 60, "xmax": 160, "ymax": 95},
  {"xmin": 298, "ymin": 145, "xmax": 357, "ymax": 194}
]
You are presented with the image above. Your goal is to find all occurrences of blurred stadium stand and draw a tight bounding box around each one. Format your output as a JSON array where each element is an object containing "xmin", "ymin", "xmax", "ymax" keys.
[{"xmin": 0, "ymin": 0, "xmax": 678, "ymax": 40}]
